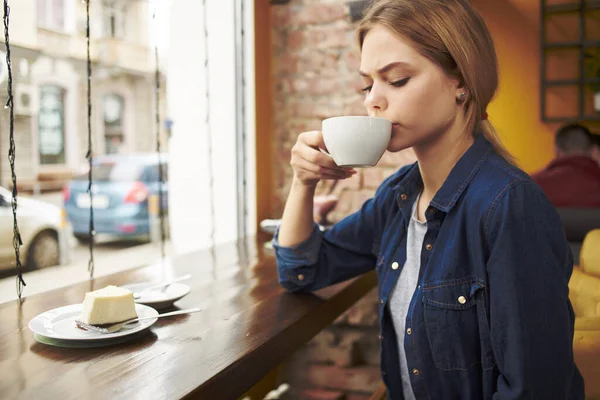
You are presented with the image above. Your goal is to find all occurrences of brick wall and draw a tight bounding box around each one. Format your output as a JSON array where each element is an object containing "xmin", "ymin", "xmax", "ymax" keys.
[
  {"xmin": 271, "ymin": 0, "xmax": 415, "ymax": 219},
  {"xmin": 270, "ymin": 1, "xmax": 415, "ymax": 398}
]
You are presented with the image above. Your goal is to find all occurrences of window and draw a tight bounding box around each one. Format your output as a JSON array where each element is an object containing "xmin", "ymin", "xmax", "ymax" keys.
[
  {"xmin": 36, "ymin": 0, "xmax": 65, "ymax": 30},
  {"xmin": 38, "ymin": 85, "xmax": 66, "ymax": 165},
  {"xmin": 103, "ymin": 94, "xmax": 125, "ymax": 154},
  {"xmin": 103, "ymin": 4, "xmax": 126, "ymax": 39}
]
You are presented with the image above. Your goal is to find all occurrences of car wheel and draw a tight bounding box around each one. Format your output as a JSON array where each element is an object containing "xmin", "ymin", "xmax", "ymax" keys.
[{"xmin": 28, "ymin": 231, "xmax": 60, "ymax": 270}]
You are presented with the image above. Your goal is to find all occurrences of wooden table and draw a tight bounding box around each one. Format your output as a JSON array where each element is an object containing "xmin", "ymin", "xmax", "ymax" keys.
[{"xmin": 0, "ymin": 236, "xmax": 377, "ymax": 400}]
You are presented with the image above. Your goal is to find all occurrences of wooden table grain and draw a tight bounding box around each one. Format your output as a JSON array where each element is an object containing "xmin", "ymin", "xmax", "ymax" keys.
[{"xmin": 0, "ymin": 237, "xmax": 377, "ymax": 400}]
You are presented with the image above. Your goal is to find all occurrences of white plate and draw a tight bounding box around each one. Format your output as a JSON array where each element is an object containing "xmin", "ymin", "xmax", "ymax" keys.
[
  {"xmin": 122, "ymin": 282, "xmax": 191, "ymax": 310},
  {"xmin": 29, "ymin": 303, "xmax": 158, "ymax": 341}
]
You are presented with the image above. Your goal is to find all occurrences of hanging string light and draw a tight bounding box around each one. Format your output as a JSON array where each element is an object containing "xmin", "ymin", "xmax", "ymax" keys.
[
  {"xmin": 241, "ymin": 0, "xmax": 248, "ymax": 240},
  {"xmin": 202, "ymin": 0, "xmax": 216, "ymax": 247},
  {"xmin": 235, "ymin": 0, "xmax": 248, "ymax": 240},
  {"xmin": 85, "ymin": 0, "xmax": 95, "ymax": 278},
  {"xmin": 3, "ymin": 0, "xmax": 25, "ymax": 301},
  {"xmin": 152, "ymin": 7, "xmax": 166, "ymax": 259}
]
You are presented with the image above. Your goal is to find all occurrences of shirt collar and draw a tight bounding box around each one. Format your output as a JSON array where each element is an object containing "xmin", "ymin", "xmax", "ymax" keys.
[{"xmin": 392, "ymin": 134, "xmax": 494, "ymax": 214}]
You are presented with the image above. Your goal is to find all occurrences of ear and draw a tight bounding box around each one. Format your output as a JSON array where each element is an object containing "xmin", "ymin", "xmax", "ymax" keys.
[
  {"xmin": 453, "ymin": 77, "xmax": 468, "ymax": 103},
  {"xmin": 591, "ymin": 145, "xmax": 600, "ymax": 163},
  {"xmin": 456, "ymin": 88, "xmax": 468, "ymax": 104},
  {"xmin": 554, "ymin": 146, "xmax": 564, "ymax": 158},
  {"xmin": 449, "ymin": 72, "xmax": 466, "ymax": 101}
]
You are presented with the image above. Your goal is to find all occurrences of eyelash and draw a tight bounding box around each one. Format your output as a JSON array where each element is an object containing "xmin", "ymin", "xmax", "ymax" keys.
[{"xmin": 361, "ymin": 78, "xmax": 410, "ymax": 93}]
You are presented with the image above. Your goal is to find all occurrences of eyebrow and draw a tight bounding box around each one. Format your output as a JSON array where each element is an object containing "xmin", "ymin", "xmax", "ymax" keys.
[{"xmin": 359, "ymin": 61, "xmax": 411, "ymax": 77}]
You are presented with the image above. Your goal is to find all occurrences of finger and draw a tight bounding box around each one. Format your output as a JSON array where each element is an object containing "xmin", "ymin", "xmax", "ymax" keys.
[
  {"xmin": 301, "ymin": 147, "xmax": 344, "ymax": 170},
  {"xmin": 299, "ymin": 130, "xmax": 327, "ymax": 152},
  {"xmin": 294, "ymin": 157, "xmax": 351, "ymax": 178},
  {"xmin": 321, "ymin": 174, "xmax": 347, "ymax": 180}
]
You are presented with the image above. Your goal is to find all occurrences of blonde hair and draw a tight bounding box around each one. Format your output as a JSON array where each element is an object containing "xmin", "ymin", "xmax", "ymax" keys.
[{"xmin": 357, "ymin": 0, "xmax": 516, "ymax": 164}]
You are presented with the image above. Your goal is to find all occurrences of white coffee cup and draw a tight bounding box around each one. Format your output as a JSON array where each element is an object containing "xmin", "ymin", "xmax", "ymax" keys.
[{"xmin": 322, "ymin": 116, "xmax": 392, "ymax": 167}]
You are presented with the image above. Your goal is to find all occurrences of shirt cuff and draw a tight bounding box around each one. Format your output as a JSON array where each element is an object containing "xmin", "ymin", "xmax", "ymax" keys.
[{"xmin": 272, "ymin": 221, "xmax": 323, "ymax": 266}]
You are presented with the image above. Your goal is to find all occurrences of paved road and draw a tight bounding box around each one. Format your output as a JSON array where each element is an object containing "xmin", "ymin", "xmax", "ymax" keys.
[
  {"xmin": 0, "ymin": 192, "xmax": 148, "ymax": 276},
  {"xmin": 0, "ymin": 191, "xmax": 170, "ymax": 304}
]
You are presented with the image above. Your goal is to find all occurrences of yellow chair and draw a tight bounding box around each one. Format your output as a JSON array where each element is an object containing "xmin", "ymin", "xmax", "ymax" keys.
[
  {"xmin": 570, "ymin": 229, "xmax": 600, "ymax": 399},
  {"xmin": 579, "ymin": 229, "xmax": 600, "ymax": 279}
]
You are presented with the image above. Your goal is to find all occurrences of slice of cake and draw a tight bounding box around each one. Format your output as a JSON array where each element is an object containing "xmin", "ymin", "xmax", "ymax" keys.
[{"xmin": 78, "ymin": 285, "xmax": 138, "ymax": 326}]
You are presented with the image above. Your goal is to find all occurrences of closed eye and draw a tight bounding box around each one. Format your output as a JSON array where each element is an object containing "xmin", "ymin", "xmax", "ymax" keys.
[
  {"xmin": 361, "ymin": 77, "xmax": 410, "ymax": 93},
  {"xmin": 390, "ymin": 77, "xmax": 410, "ymax": 88}
]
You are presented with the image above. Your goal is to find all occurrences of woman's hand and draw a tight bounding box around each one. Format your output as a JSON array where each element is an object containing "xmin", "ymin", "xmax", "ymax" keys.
[{"xmin": 290, "ymin": 130, "xmax": 356, "ymax": 187}]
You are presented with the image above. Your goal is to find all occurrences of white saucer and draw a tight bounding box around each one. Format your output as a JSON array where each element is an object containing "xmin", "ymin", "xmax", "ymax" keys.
[
  {"xmin": 29, "ymin": 303, "xmax": 158, "ymax": 341},
  {"xmin": 122, "ymin": 282, "xmax": 191, "ymax": 310}
]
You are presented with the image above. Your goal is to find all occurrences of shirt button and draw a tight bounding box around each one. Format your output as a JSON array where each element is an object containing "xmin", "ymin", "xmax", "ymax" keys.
[
  {"xmin": 400, "ymin": 193, "xmax": 408, "ymax": 200},
  {"xmin": 412, "ymin": 368, "xmax": 420, "ymax": 375},
  {"xmin": 425, "ymin": 244, "xmax": 433, "ymax": 251},
  {"xmin": 380, "ymin": 299, "xmax": 384, "ymax": 304},
  {"xmin": 406, "ymin": 328, "xmax": 412, "ymax": 335},
  {"xmin": 382, "ymin": 370, "xmax": 386, "ymax": 376},
  {"xmin": 458, "ymin": 296, "xmax": 467, "ymax": 304},
  {"xmin": 297, "ymin": 274, "xmax": 305, "ymax": 281},
  {"xmin": 391, "ymin": 262, "xmax": 399, "ymax": 270},
  {"xmin": 378, "ymin": 334, "xmax": 384, "ymax": 341}
]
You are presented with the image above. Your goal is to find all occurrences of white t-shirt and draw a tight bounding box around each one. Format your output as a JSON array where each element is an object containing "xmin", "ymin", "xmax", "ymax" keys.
[{"xmin": 389, "ymin": 196, "xmax": 426, "ymax": 400}]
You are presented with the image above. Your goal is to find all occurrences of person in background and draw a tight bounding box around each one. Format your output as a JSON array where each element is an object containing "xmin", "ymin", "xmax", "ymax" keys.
[
  {"xmin": 591, "ymin": 131, "xmax": 600, "ymax": 165},
  {"xmin": 531, "ymin": 123, "xmax": 600, "ymax": 208}
]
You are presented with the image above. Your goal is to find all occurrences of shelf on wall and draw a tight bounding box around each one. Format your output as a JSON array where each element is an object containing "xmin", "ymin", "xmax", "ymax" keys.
[
  {"xmin": 545, "ymin": 1, "xmax": 600, "ymax": 14},
  {"xmin": 545, "ymin": 78, "xmax": 600, "ymax": 86},
  {"xmin": 544, "ymin": 40, "xmax": 600, "ymax": 49},
  {"xmin": 544, "ymin": 115, "xmax": 600, "ymax": 122}
]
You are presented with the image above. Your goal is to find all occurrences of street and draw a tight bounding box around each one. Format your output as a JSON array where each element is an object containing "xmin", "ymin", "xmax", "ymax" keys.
[
  {"xmin": 32, "ymin": 191, "xmax": 150, "ymax": 270},
  {"xmin": 0, "ymin": 191, "xmax": 171, "ymax": 304}
]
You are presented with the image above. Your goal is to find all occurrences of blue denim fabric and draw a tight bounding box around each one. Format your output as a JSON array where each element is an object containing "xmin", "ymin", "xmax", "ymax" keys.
[{"xmin": 273, "ymin": 135, "xmax": 585, "ymax": 399}]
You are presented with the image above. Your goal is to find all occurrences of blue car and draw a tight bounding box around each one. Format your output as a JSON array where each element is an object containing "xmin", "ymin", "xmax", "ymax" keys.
[{"xmin": 64, "ymin": 153, "xmax": 168, "ymax": 242}]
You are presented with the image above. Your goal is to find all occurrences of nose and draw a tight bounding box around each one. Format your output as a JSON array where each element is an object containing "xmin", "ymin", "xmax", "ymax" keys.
[{"xmin": 364, "ymin": 85, "xmax": 387, "ymax": 115}]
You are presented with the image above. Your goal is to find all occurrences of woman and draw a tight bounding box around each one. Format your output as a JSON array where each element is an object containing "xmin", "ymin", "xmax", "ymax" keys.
[{"xmin": 273, "ymin": 0, "xmax": 584, "ymax": 399}]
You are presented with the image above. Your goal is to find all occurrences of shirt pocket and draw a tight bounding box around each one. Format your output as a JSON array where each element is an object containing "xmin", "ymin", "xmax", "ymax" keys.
[{"xmin": 422, "ymin": 277, "xmax": 494, "ymax": 371}]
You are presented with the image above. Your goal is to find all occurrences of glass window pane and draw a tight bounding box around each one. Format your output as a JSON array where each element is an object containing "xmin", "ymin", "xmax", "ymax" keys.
[
  {"xmin": 545, "ymin": 13, "xmax": 579, "ymax": 43},
  {"xmin": 38, "ymin": 86, "xmax": 66, "ymax": 164},
  {"xmin": 52, "ymin": 0, "xmax": 64, "ymax": 29},
  {"xmin": 546, "ymin": 49, "xmax": 580, "ymax": 81},
  {"xmin": 103, "ymin": 94, "xmax": 124, "ymax": 127},
  {"xmin": 37, "ymin": 0, "xmax": 46, "ymax": 26},
  {"xmin": 584, "ymin": 9, "xmax": 600, "ymax": 42}
]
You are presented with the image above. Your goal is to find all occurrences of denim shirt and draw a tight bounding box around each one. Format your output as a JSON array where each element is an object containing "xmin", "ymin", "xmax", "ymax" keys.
[{"xmin": 273, "ymin": 135, "xmax": 584, "ymax": 400}]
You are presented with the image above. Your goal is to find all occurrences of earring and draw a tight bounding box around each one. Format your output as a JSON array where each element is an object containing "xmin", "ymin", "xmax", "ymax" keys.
[{"xmin": 460, "ymin": 92, "xmax": 467, "ymax": 101}]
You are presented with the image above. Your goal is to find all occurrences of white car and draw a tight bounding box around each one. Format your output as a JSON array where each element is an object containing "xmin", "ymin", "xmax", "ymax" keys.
[{"xmin": 0, "ymin": 186, "xmax": 70, "ymax": 271}]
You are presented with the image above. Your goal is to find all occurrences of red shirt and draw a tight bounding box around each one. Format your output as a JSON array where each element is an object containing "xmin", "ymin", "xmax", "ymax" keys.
[{"xmin": 531, "ymin": 155, "xmax": 600, "ymax": 208}]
